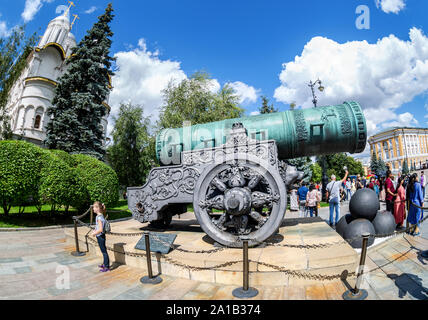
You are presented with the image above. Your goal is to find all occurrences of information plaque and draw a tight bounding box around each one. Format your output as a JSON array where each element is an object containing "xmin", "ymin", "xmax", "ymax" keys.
[{"xmin": 134, "ymin": 232, "xmax": 177, "ymax": 254}]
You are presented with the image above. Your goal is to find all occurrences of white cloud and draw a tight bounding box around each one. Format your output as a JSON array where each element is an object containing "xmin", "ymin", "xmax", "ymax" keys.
[
  {"xmin": 381, "ymin": 112, "xmax": 419, "ymax": 128},
  {"xmin": 109, "ymin": 39, "xmax": 260, "ymax": 137},
  {"xmin": 0, "ymin": 17, "xmax": 11, "ymax": 38},
  {"xmin": 207, "ymin": 79, "xmax": 221, "ymax": 93},
  {"xmin": 375, "ymin": 0, "xmax": 406, "ymax": 14},
  {"xmin": 274, "ymin": 27, "xmax": 428, "ymax": 160},
  {"xmin": 250, "ymin": 111, "xmax": 260, "ymax": 116},
  {"xmin": 84, "ymin": 6, "xmax": 97, "ymax": 14},
  {"xmin": 109, "ymin": 39, "xmax": 187, "ymax": 135},
  {"xmin": 274, "ymin": 28, "xmax": 428, "ymax": 136},
  {"xmin": 227, "ymin": 81, "xmax": 259, "ymax": 105},
  {"xmin": 22, "ymin": 0, "xmax": 54, "ymax": 23}
]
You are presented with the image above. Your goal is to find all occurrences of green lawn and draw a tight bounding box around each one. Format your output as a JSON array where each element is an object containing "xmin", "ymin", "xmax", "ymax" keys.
[{"xmin": 0, "ymin": 200, "xmax": 131, "ymax": 228}]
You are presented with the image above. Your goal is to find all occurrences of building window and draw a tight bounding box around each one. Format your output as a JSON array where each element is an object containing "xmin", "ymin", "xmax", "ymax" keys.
[
  {"xmin": 383, "ymin": 141, "xmax": 389, "ymax": 159},
  {"xmin": 395, "ymin": 138, "xmax": 400, "ymax": 157},
  {"xmin": 34, "ymin": 115, "xmax": 41, "ymax": 129}
]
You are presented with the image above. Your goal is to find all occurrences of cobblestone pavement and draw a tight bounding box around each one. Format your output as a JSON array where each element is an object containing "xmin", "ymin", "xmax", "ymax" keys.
[{"xmin": 0, "ymin": 221, "xmax": 427, "ymax": 300}]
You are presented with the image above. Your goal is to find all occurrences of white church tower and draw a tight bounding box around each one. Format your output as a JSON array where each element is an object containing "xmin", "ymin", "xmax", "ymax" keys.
[{"xmin": 5, "ymin": 4, "xmax": 110, "ymax": 146}]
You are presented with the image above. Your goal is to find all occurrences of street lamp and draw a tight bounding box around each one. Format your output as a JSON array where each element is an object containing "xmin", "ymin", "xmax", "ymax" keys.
[
  {"xmin": 308, "ymin": 79, "xmax": 324, "ymax": 108},
  {"xmin": 308, "ymin": 79, "xmax": 328, "ymax": 200}
]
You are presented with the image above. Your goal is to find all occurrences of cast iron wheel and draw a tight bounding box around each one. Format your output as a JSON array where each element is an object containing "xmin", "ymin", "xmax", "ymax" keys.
[{"xmin": 193, "ymin": 157, "xmax": 286, "ymax": 248}]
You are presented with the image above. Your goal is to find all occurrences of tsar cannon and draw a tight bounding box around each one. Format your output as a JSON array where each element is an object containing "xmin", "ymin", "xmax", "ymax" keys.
[{"xmin": 127, "ymin": 101, "xmax": 367, "ymax": 247}]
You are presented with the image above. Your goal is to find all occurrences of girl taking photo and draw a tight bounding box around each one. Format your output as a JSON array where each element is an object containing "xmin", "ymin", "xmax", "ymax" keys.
[{"xmin": 91, "ymin": 201, "xmax": 110, "ymax": 272}]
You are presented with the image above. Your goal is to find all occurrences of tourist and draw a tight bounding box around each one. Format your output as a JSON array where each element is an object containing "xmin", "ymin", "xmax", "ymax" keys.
[
  {"xmin": 421, "ymin": 171, "xmax": 426, "ymax": 199},
  {"xmin": 385, "ymin": 170, "xmax": 397, "ymax": 216},
  {"xmin": 297, "ymin": 182, "xmax": 309, "ymax": 217},
  {"xmin": 326, "ymin": 169, "xmax": 349, "ymax": 227},
  {"xmin": 91, "ymin": 201, "xmax": 110, "ymax": 272},
  {"xmin": 394, "ymin": 177, "xmax": 406, "ymax": 230},
  {"xmin": 368, "ymin": 177, "xmax": 375, "ymax": 190},
  {"xmin": 356, "ymin": 175, "xmax": 363, "ymax": 190},
  {"xmin": 306, "ymin": 184, "xmax": 320, "ymax": 218},
  {"xmin": 374, "ymin": 178, "xmax": 380, "ymax": 197},
  {"xmin": 345, "ymin": 177, "xmax": 352, "ymax": 201},
  {"xmin": 362, "ymin": 176, "xmax": 367, "ymax": 188},
  {"xmin": 379, "ymin": 177, "xmax": 386, "ymax": 202},
  {"xmin": 351, "ymin": 178, "xmax": 357, "ymax": 196},
  {"xmin": 408, "ymin": 174, "xmax": 424, "ymax": 236}
]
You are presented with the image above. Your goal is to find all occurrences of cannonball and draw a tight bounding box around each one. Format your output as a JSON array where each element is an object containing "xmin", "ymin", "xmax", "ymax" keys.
[
  {"xmin": 372, "ymin": 210, "xmax": 396, "ymax": 236},
  {"xmin": 343, "ymin": 218, "xmax": 375, "ymax": 249},
  {"xmin": 349, "ymin": 188, "xmax": 379, "ymax": 221},
  {"xmin": 336, "ymin": 214, "xmax": 355, "ymax": 237}
]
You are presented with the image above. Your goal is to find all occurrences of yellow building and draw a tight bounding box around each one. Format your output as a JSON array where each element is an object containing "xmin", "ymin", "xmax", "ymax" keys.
[{"xmin": 368, "ymin": 127, "xmax": 428, "ymax": 174}]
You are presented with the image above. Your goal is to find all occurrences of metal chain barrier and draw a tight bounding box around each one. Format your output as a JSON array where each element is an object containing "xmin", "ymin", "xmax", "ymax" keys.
[
  {"xmin": 255, "ymin": 260, "xmax": 356, "ymax": 281},
  {"xmin": 71, "ymin": 200, "xmax": 427, "ymax": 281}
]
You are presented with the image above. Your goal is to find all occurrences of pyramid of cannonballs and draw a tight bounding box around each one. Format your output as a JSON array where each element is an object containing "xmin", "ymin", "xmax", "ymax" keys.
[{"xmin": 336, "ymin": 189, "xmax": 396, "ymax": 248}]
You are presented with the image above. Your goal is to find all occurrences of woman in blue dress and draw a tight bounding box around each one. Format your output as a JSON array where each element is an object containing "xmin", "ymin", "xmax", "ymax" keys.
[{"xmin": 408, "ymin": 174, "xmax": 424, "ymax": 236}]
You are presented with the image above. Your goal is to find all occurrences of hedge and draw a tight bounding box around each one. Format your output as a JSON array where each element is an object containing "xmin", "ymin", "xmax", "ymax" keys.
[
  {"xmin": 38, "ymin": 152, "xmax": 87, "ymax": 211},
  {"xmin": 0, "ymin": 141, "xmax": 119, "ymax": 214},
  {"xmin": 71, "ymin": 154, "xmax": 119, "ymax": 207},
  {"xmin": 0, "ymin": 141, "xmax": 45, "ymax": 215}
]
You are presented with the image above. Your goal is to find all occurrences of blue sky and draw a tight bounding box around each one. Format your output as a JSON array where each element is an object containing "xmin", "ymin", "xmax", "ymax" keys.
[{"xmin": 1, "ymin": 0, "xmax": 428, "ymax": 159}]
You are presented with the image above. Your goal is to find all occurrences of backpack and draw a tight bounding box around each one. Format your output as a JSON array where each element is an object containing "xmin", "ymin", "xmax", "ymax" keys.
[{"xmin": 103, "ymin": 217, "xmax": 111, "ymax": 233}]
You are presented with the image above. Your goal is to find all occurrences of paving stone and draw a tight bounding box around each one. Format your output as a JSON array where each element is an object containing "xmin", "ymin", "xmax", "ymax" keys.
[
  {"xmin": 0, "ymin": 257, "xmax": 23, "ymax": 264},
  {"xmin": 282, "ymin": 286, "xmax": 306, "ymax": 300},
  {"xmin": 46, "ymin": 280, "xmax": 84, "ymax": 297},
  {"xmin": 14, "ymin": 266, "xmax": 32, "ymax": 274},
  {"xmin": 0, "ymin": 267, "xmax": 16, "ymax": 275}
]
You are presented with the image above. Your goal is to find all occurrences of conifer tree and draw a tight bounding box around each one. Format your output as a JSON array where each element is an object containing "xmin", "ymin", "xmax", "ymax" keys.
[
  {"xmin": 402, "ymin": 159, "xmax": 409, "ymax": 175},
  {"xmin": 259, "ymin": 96, "xmax": 278, "ymax": 114},
  {"xmin": 287, "ymin": 157, "xmax": 313, "ymax": 183},
  {"xmin": 45, "ymin": 4, "xmax": 115, "ymax": 160},
  {"xmin": 370, "ymin": 151, "xmax": 378, "ymax": 175}
]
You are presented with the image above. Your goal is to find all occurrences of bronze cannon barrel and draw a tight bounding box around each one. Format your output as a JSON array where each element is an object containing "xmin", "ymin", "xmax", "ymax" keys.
[{"xmin": 156, "ymin": 101, "xmax": 367, "ymax": 165}]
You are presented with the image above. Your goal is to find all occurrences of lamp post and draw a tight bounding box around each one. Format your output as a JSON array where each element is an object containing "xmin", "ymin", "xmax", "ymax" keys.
[
  {"xmin": 308, "ymin": 79, "xmax": 328, "ymax": 200},
  {"xmin": 308, "ymin": 79, "xmax": 324, "ymax": 108}
]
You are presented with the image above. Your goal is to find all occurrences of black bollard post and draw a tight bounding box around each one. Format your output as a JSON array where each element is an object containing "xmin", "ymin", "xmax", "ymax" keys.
[
  {"xmin": 342, "ymin": 233, "xmax": 369, "ymax": 300},
  {"xmin": 140, "ymin": 232, "xmax": 162, "ymax": 284},
  {"xmin": 232, "ymin": 240, "xmax": 259, "ymax": 298},
  {"xmin": 71, "ymin": 218, "xmax": 86, "ymax": 257}
]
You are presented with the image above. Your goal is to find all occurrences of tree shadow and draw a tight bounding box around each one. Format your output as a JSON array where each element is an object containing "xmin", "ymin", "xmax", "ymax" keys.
[{"xmin": 387, "ymin": 273, "xmax": 428, "ymax": 300}]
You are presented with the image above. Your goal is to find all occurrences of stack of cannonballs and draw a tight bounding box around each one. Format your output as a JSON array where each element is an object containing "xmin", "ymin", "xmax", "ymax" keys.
[{"xmin": 336, "ymin": 188, "xmax": 396, "ymax": 249}]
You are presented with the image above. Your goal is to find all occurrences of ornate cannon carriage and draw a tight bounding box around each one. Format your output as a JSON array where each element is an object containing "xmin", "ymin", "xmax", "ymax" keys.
[{"xmin": 127, "ymin": 102, "xmax": 367, "ymax": 247}]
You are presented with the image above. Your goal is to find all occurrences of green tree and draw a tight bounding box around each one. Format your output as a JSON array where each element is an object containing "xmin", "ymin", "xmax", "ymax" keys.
[
  {"xmin": 402, "ymin": 159, "xmax": 409, "ymax": 175},
  {"xmin": 158, "ymin": 72, "xmax": 244, "ymax": 130},
  {"xmin": 72, "ymin": 154, "xmax": 119, "ymax": 209},
  {"xmin": 0, "ymin": 141, "xmax": 44, "ymax": 215},
  {"xmin": 37, "ymin": 152, "xmax": 86, "ymax": 214},
  {"xmin": 370, "ymin": 151, "xmax": 378, "ymax": 175},
  {"xmin": 310, "ymin": 162, "xmax": 322, "ymax": 183},
  {"xmin": 259, "ymin": 96, "xmax": 278, "ymax": 114},
  {"xmin": 107, "ymin": 103, "xmax": 155, "ymax": 188},
  {"xmin": 318, "ymin": 153, "xmax": 364, "ymax": 178},
  {"xmin": 287, "ymin": 157, "xmax": 312, "ymax": 183},
  {"xmin": 45, "ymin": 4, "xmax": 115, "ymax": 160},
  {"xmin": 377, "ymin": 158, "xmax": 387, "ymax": 176},
  {"xmin": 0, "ymin": 26, "xmax": 36, "ymax": 140}
]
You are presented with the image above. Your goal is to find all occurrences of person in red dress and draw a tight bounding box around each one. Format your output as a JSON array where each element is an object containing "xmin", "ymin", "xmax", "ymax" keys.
[{"xmin": 394, "ymin": 177, "xmax": 406, "ymax": 230}]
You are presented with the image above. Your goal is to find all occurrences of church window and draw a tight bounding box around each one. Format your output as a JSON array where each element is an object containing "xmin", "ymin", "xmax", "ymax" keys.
[{"xmin": 34, "ymin": 115, "xmax": 41, "ymax": 129}]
